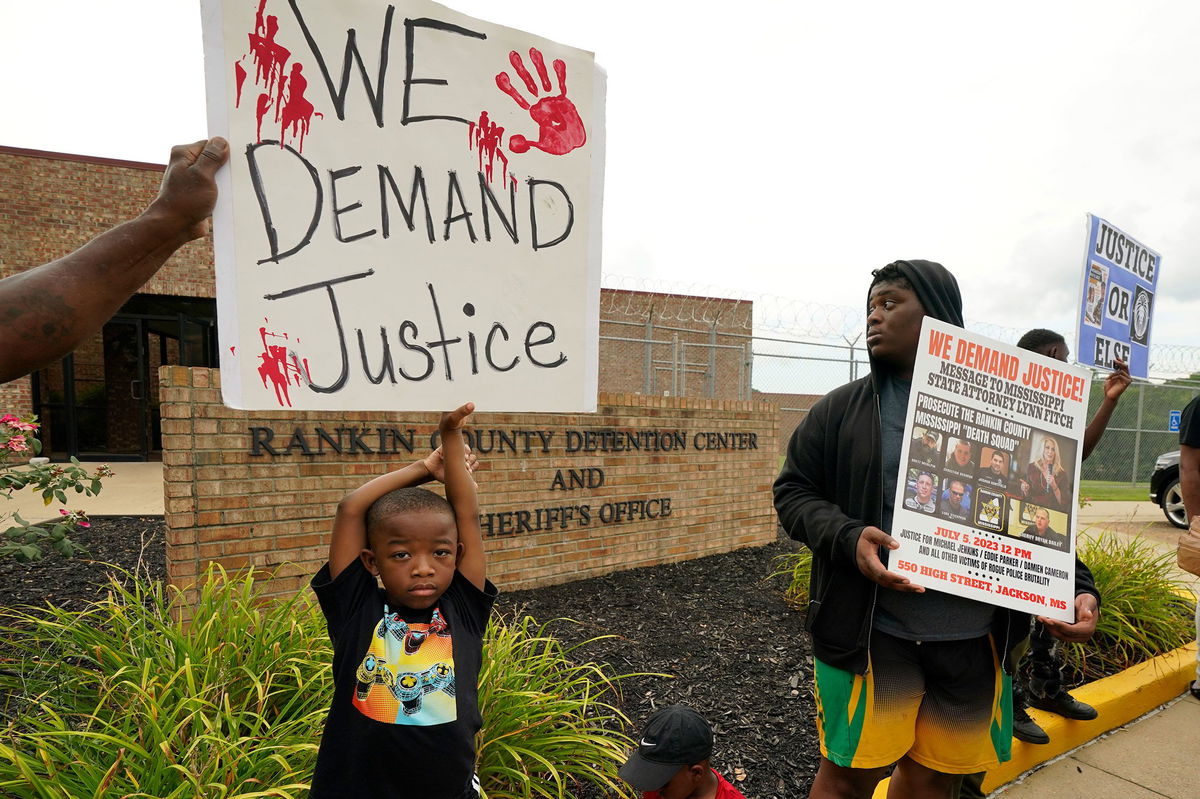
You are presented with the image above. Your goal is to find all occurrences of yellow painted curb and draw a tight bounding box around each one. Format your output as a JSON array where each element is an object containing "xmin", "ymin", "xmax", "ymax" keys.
[{"xmin": 870, "ymin": 642, "xmax": 1197, "ymax": 798}]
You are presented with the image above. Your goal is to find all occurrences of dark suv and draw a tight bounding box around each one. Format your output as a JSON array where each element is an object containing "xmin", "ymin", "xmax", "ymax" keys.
[{"xmin": 1149, "ymin": 450, "xmax": 1186, "ymax": 528}]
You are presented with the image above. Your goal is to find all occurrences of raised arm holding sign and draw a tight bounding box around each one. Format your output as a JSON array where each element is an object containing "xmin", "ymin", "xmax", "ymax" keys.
[{"xmin": 0, "ymin": 138, "xmax": 228, "ymax": 383}]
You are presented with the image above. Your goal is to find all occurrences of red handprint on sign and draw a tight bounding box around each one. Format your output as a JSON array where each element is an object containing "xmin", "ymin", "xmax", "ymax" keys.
[{"xmin": 495, "ymin": 48, "xmax": 586, "ymax": 155}]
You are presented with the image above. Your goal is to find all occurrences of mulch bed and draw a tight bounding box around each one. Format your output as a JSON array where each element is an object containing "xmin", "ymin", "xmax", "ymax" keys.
[
  {"xmin": 0, "ymin": 517, "xmax": 820, "ymax": 797},
  {"xmin": 0, "ymin": 516, "xmax": 165, "ymax": 613}
]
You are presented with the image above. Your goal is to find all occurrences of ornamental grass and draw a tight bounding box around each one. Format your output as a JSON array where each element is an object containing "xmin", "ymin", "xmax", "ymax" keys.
[
  {"xmin": 1061, "ymin": 530, "xmax": 1196, "ymax": 683},
  {"xmin": 478, "ymin": 614, "xmax": 636, "ymax": 799},
  {"xmin": 769, "ymin": 548, "xmax": 813, "ymax": 610},
  {"xmin": 0, "ymin": 568, "xmax": 637, "ymax": 798},
  {"xmin": 0, "ymin": 568, "xmax": 326, "ymax": 798}
]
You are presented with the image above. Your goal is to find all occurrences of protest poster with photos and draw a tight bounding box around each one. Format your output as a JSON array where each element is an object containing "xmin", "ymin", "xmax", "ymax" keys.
[
  {"xmin": 1076, "ymin": 214, "xmax": 1160, "ymax": 379},
  {"xmin": 891, "ymin": 319, "xmax": 1090, "ymax": 622},
  {"xmin": 200, "ymin": 0, "xmax": 604, "ymax": 410}
]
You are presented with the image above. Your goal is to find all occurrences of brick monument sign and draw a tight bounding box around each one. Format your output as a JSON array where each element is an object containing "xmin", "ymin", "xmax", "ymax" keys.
[{"xmin": 161, "ymin": 368, "xmax": 778, "ymax": 602}]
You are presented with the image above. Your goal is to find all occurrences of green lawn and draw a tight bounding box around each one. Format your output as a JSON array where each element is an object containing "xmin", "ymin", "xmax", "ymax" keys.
[{"xmin": 1080, "ymin": 480, "xmax": 1150, "ymax": 502}]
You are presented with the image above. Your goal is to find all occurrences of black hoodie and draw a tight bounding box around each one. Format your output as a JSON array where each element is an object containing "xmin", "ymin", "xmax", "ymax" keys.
[{"xmin": 773, "ymin": 260, "xmax": 1098, "ymax": 674}]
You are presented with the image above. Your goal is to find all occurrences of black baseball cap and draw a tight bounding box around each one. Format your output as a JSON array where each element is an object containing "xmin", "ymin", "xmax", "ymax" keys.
[{"xmin": 618, "ymin": 704, "xmax": 713, "ymax": 791}]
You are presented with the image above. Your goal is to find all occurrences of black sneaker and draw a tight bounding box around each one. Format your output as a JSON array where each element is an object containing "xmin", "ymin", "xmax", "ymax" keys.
[
  {"xmin": 1190, "ymin": 682, "xmax": 1200, "ymax": 700},
  {"xmin": 1030, "ymin": 690, "xmax": 1098, "ymax": 721},
  {"xmin": 1012, "ymin": 706, "xmax": 1050, "ymax": 745}
]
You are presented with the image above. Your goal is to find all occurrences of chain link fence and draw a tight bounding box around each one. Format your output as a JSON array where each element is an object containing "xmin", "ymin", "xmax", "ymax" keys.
[
  {"xmin": 599, "ymin": 274, "xmax": 1200, "ymax": 478},
  {"xmin": 1081, "ymin": 379, "xmax": 1199, "ymax": 483}
]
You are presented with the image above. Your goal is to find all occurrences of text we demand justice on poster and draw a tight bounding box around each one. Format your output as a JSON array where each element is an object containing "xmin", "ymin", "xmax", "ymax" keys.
[
  {"xmin": 201, "ymin": 0, "xmax": 605, "ymax": 411},
  {"xmin": 891, "ymin": 319, "xmax": 1089, "ymax": 622}
]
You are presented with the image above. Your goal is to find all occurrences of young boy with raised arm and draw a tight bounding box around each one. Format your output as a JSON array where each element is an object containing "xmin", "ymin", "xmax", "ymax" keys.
[{"xmin": 309, "ymin": 403, "xmax": 497, "ymax": 798}]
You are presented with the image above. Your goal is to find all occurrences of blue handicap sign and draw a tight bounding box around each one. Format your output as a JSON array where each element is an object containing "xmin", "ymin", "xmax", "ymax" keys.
[{"xmin": 1169, "ymin": 410, "xmax": 1181, "ymax": 432}]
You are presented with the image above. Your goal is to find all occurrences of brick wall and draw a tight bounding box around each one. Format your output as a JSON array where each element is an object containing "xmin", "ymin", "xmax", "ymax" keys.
[
  {"xmin": 599, "ymin": 289, "xmax": 752, "ymax": 399},
  {"xmin": 1, "ymin": 146, "xmax": 216, "ymax": 419},
  {"xmin": 0, "ymin": 146, "xmax": 214, "ymax": 296},
  {"xmin": 0, "ymin": 380, "xmax": 32, "ymax": 418},
  {"xmin": 755, "ymin": 391, "xmax": 822, "ymax": 454},
  {"xmin": 161, "ymin": 367, "xmax": 778, "ymax": 602}
]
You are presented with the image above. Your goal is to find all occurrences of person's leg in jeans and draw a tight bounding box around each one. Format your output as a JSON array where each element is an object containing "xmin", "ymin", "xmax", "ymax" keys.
[
  {"xmin": 1026, "ymin": 620, "xmax": 1096, "ymax": 720},
  {"xmin": 1009, "ymin": 625, "xmax": 1049, "ymax": 745}
]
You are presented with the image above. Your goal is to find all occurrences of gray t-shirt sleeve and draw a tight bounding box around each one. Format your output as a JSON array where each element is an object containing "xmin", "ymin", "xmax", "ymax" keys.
[{"xmin": 874, "ymin": 375, "xmax": 995, "ymax": 641}]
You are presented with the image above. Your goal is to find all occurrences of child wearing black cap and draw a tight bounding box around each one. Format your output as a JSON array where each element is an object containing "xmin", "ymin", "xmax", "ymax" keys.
[{"xmin": 618, "ymin": 704, "xmax": 748, "ymax": 799}]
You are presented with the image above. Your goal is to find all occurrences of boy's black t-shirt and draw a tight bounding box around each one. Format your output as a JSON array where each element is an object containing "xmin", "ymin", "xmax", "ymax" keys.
[{"xmin": 310, "ymin": 558, "xmax": 498, "ymax": 798}]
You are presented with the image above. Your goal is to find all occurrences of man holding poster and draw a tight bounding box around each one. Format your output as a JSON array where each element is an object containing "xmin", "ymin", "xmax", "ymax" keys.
[{"xmin": 775, "ymin": 260, "xmax": 1101, "ymax": 799}]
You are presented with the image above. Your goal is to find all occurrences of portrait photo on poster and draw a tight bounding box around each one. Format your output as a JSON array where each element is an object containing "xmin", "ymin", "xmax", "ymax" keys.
[
  {"xmin": 1083, "ymin": 262, "xmax": 1107, "ymax": 328},
  {"xmin": 909, "ymin": 426, "xmax": 944, "ymax": 468},
  {"xmin": 977, "ymin": 446, "xmax": 1010, "ymax": 490},
  {"xmin": 1009, "ymin": 501, "xmax": 1070, "ymax": 554}
]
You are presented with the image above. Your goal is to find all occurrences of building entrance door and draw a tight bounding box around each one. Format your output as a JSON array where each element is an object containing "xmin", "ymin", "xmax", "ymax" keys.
[
  {"xmin": 33, "ymin": 317, "xmax": 149, "ymax": 460},
  {"xmin": 32, "ymin": 298, "xmax": 217, "ymax": 461}
]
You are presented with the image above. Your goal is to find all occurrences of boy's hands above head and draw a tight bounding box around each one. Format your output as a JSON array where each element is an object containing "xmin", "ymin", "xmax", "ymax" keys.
[
  {"xmin": 856, "ymin": 526, "xmax": 925, "ymax": 593},
  {"xmin": 439, "ymin": 402, "xmax": 486, "ymax": 590},
  {"xmin": 440, "ymin": 402, "xmax": 476, "ymax": 434},
  {"xmin": 1038, "ymin": 593, "xmax": 1098, "ymax": 643},
  {"xmin": 423, "ymin": 444, "xmax": 478, "ymax": 484}
]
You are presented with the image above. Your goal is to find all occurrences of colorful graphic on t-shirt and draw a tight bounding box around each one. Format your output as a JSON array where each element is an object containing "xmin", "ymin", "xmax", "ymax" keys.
[{"xmin": 352, "ymin": 605, "xmax": 456, "ymax": 726}]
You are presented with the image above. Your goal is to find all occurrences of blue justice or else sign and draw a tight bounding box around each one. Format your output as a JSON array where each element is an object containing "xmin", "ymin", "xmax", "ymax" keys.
[{"xmin": 1077, "ymin": 215, "xmax": 1161, "ymax": 379}]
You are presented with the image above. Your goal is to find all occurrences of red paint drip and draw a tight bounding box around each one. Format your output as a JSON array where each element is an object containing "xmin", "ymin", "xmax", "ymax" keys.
[
  {"xmin": 231, "ymin": 0, "xmax": 320, "ymax": 151},
  {"xmin": 255, "ymin": 93, "xmax": 271, "ymax": 142},
  {"xmin": 279, "ymin": 63, "xmax": 322, "ymax": 151},
  {"xmin": 249, "ymin": 13, "xmax": 290, "ymax": 95},
  {"xmin": 470, "ymin": 110, "xmax": 509, "ymax": 187},
  {"xmin": 234, "ymin": 62, "xmax": 247, "ymax": 107},
  {"xmin": 256, "ymin": 324, "xmax": 306, "ymax": 407}
]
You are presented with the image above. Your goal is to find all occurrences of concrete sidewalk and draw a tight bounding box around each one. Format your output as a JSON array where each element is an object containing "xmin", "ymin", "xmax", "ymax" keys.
[
  {"xmin": 998, "ymin": 691, "xmax": 1198, "ymax": 798},
  {"xmin": 3, "ymin": 461, "xmax": 165, "ymax": 522}
]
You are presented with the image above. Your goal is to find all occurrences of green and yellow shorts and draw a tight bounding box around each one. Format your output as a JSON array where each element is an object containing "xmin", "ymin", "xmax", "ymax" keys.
[{"xmin": 813, "ymin": 631, "xmax": 1012, "ymax": 774}]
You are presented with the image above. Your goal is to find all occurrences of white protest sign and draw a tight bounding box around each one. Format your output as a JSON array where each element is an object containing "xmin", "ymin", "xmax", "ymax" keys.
[
  {"xmin": 1077, "ymin": 214, "xmax": 1160, "ymax": 378},
  {"xmin": 201, "ymin": 0, "xmax": 604, "ymax": 410},
  {"xmin": 891, "ymin": 319, "xmax": 1089, "ymax": 622}
]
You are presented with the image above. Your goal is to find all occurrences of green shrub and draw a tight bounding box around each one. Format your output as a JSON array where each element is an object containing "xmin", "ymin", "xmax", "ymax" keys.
[
  {"xmin": 0, "ymin": 569, "xmax": 636, "ymax": 798},
  {"xmin": 769, "ymin": 549, "xmax": 813, "ymax": 609},
  {"xmin": 478, "ymin": 614, "xmax": 636, "ymax": 799},
  {"xmin": 0, "ymin": 567, "xmax": 327, "ymax": 797},
  {"xmin": 1, "ymin": 413, "xmax": 113, "ymax": 561},
  {"xmin": 1061, "ymin": 531, "xmax": 1197, "ymax": 683}
]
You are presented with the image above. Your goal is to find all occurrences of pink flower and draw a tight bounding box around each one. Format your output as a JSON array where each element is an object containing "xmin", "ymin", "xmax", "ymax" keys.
[
  {"xmin": 78, "ymin": 521, "xmax": 91, "ymax": 528},
  {"xmin": 7, "ymin": 437, "xmax": 29, "ymax": 452},
  {"xmin": 59, "ymin": 508, "xmax": 70, "ymax": 516},
  {"xmin": 0, "ymin": 414, "xmax": 18, "ymax": 425}
]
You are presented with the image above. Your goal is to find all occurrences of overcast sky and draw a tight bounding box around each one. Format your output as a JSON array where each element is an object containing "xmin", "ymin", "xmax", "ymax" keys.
[{"xmin": 2, "ymin": 0, "xmax": 1197, "ymax": 367}]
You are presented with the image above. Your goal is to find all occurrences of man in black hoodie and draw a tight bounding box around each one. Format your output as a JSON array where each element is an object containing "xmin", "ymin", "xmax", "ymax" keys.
[{"xmin": 774, "ymin": 261, "xmax": 1100, "ymax": 799}]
